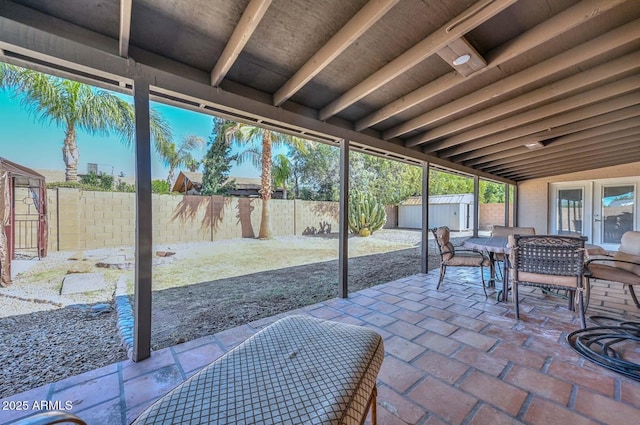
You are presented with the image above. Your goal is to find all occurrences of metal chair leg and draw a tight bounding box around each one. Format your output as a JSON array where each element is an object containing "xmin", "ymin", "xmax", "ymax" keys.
[
  {"xmin": 371, "ymin": 385, "xmax": 377, "ymax": 425},
  {"xmin": 629, "ymin": 285, "xmax": 640, "ymax": 308}
]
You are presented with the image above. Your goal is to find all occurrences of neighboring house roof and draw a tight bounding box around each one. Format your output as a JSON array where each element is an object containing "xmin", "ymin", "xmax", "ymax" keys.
[
  {"xmin": 172, "ymin": 172, "xmax": 283, "ymax": 194},
  {"xmin": 400, "ymin": 194, "xmax": 474, "ymax": 206}
]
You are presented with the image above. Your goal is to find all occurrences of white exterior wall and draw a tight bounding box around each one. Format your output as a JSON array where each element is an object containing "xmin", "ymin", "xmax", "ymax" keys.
[{"xmin": 518, "ymin": 161, "xmax": 640, "ymax": 234}]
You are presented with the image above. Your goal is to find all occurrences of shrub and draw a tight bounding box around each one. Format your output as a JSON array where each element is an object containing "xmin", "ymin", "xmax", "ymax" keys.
[{"xmin": 348, "ymin": 191, "xmax": 386, "ymax": 236}]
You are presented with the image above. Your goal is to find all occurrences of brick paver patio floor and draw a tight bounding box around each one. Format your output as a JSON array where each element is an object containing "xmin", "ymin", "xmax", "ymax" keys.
[{"xmin": 3, "ymin": 268, "xmax": 640, "ymax": 425}]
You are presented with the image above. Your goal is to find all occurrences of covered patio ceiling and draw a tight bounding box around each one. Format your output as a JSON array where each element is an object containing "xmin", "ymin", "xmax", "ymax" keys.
[{"xmin": 0, "ymin": 0, "xmax": 639, "ymax": 183}]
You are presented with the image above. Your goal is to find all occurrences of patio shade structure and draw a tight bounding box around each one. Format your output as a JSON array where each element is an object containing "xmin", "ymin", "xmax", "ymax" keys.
[
  {"xmin": 1, "ymin": 0, "xmax": 639, "ymax": 359},
  {"xmin": 0, "ymin": 157, "xmax": 48, "ymax": 286}
]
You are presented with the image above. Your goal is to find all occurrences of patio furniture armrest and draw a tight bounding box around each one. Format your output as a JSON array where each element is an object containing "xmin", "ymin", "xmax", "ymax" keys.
[{"xmin": 10, "ymin": 411, "xmax": 86, "ymax": 425}]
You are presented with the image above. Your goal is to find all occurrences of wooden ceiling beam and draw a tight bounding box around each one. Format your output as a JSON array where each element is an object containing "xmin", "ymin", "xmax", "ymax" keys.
[
  {"xmin": 317, "ymin": 0, "xmax": 516, "ymax": 121},
  {"xmin": 503, "ymin": 151, "xmax": 640, "ymax": 180},
  {"xmin": 468, "ymin": 120, "xmax": 640, "ymax": 167},
  {"xmin": 446, "ymin": 106, "xmax": 640, "ymax": 162},
  {"xmin": 273, "ymin": 0, "xmax": 399, "ymax": 106},
  {"xmin": 434, "ymin": 87, "xmax": 640, "ymax": 159},
  {"xmin": 118, "ymin": 0, "xmax": 132, "ymax": 58},
  {"xmin": 435, "ymin": 36, "xmax": 486, "ymax": 77},
  {"xmin": 483, "ymin": 134, "xmax": 640, "ymax": 174},
  {"xmin": 404, "ymin": 48, "xmax": 640, "ymax": 147},
  {"xmin": 357, "ymin": 0, "xmax": 628, "ymax": 132},
  {"xmin": 210, "ymin": 0, "xmax": 272, "ymax": 87}
]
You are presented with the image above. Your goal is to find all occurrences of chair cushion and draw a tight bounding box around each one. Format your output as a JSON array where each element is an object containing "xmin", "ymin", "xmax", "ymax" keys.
[
  {"xmin": 445, "ymin": 253, "xmax": 491, "ymax": 267},
  {"xmin": 515, "ymin": 271, "xmax": 579, "ymax": 288},
  {"xmin": 615, "ymin": 231, "xmax": 640, "ymax": 275},
  {"xmin": 589, "ymin": 263, "xmax": 640, "ymax": 286}
]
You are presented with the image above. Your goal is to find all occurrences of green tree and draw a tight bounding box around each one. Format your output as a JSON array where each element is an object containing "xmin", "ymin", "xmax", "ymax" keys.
[
  {"xmin": 0, "ymin": 64, "xmax": 172, "ymax": 181},
  {"xmin": 223, "ymin": 123, "xmax": 306, "ymax": 239},
  {"xmin": 272, "ymin": 154, "xmax": 292, "ymax": 199},
  {"xmin": 158, "ymin": 134, "xmax": 205, "ymax": 186},
  {"xmin": 201, "ymin": 117, "xmax": 238, "ymax": 195},
  {"xmin": 290, "ymin": 142, "xmax": 340, "ymax": 201}
]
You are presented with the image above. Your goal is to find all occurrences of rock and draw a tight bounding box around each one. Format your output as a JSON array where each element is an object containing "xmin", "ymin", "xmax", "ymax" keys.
[
  {"xmin": 66, "ymin": 263, "xmax": 93, "ymax": 274},
  {"xmin": 67, "ymin": 252, "xmax": 84, "ymax": 261},
  {"xmin": 60, "ymin": 273, "xmax": 106, "ymax": 295},
  {"xmin": 96, "ymin": 256, "xmax": 134, "ymax": 270}
]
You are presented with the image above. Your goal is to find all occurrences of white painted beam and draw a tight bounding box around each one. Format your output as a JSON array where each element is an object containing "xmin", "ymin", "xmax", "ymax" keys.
[
  {"xmin": 406, "ymin": 49, "xmax": 640, "ymax": 150},
  {"xmin": 426, "ymin": 75, "xmax": 640, "ymax": 152},
  {"xmin": 210, "ymin": 0, "xmax": 272, "ymax": 87},
  {"xmin": 0, "ymin": 15, "xmax": 514, "ymax": 184},
  {"xmin": 450, "ymin": 106, "xmax": 640, "ymax": 162},
  {"xmin": 119, "ymin": 0, "xmax": 132, "ymax": 58},
  {"xmin": 318, "ymin": 0, "xmax": 517, "ymax": 121},
  {"xmin": 438, "ymin": 96, "xmax": 640, "ymax": 159},
  {"xmin": 356, "ymin": 0, "xmax": 628, "ymax": 132},
  {"xmin": 471, "ymin": 120, "xmax": 640, "ymax": 167},
  {"xmin": 273, "ymin": 0, "xmax": 399, "ymax": 106}
]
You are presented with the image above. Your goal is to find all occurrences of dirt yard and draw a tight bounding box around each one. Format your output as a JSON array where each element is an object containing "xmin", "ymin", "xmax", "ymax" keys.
[{"xmin": 0, "ymin": 229, "xmax": 451, "ymax": 398}]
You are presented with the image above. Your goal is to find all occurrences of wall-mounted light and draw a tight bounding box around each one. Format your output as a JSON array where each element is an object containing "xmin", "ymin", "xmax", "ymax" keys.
[
  {"xmin": 453, "ymin": 54, "xmax": 471, "ymax": 66},
  {"xmin": 524, "ymin": 141, "xmax": 545, "ymax": 150}
]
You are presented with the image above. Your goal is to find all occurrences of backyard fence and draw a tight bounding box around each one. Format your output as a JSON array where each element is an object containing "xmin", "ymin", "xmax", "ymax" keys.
[{"xmin": 44, "ymin": 188, "xmax": 503, "ymax": 252}]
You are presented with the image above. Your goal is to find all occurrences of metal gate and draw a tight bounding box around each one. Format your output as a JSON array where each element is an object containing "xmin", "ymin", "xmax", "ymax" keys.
[{"xmin": 12, "ymin": 186, "xmax": 41, "ymax": 255}]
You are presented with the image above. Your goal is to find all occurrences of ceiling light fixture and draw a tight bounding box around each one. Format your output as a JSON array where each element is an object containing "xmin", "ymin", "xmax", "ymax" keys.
[
  {"xmin": 524, "ymin": 141, "xmax": 545, "ymax": 150},
  {"xmin": 452, "ymin": 54, "xmax": 471, "ymax": 66}
]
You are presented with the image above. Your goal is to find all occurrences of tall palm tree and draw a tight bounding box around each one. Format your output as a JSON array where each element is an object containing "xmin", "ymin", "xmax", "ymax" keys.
[
  {"xmin": 223, "ymin": 123, "xmax": 306, "ymax": 239},
  {"xmin": 0, "ymin": 64, "xmax": 172, "ymax": 181},
  {"xmin": 157, "ymin": 135, "xmax": 205, "ymax": 186}
]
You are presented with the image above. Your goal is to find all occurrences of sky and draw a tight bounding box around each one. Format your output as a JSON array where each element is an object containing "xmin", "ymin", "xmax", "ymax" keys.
[{"xmin": 0, "ymin": 89, "xmax": 262, "ymax": 181}]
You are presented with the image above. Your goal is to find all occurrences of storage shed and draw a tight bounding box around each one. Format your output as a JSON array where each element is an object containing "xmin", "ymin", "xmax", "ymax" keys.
[
  {"xmin": 0, "ymin": 157, "xmax": 48, "ymax": 286},
  {"xmin": 398, "ymin": 194, "xmax": 474, "ymax": 231}
]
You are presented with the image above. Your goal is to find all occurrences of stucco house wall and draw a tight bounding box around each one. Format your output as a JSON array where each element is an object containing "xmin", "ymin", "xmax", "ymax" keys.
[{"xmin": 518, "ymin": 161, "xmax": 640, "ymax": 234}]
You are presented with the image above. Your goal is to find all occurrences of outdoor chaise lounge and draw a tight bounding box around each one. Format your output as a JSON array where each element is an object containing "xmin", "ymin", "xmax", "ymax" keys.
[{"xmin": 13, "ymin": 315, "xmax": 384, "ymax": 425}]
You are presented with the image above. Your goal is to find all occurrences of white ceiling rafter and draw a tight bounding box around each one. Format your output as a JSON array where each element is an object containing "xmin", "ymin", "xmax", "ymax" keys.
[
  {"xmin": 273, "ymin": 0, "xmax": 399, "ymax": 107},
  {"xmin": 210, "ymin": 0, "xmax": 272, "ymax": 87},
  {"xmin": 357, "ymin": 0, "xmax": 627, "ymax": 132},
  {"xmin": 118, "ymin": 0, "xmax": 132, "ymax": 58},
  {"xmin": 317, "ymin": 0, "xmax": 517, "ymax": 121}
]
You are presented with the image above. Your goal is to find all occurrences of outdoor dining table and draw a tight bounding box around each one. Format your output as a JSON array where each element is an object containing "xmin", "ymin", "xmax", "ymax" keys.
[{"xmin": 463, "ymin": 236, "xmax": 608, "ymax": 302}]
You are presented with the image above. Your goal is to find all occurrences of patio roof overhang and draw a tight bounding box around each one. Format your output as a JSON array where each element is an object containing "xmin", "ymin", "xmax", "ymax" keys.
[{"xmin": 1, "ymin": 0, "xmax": 638, "ymax": 184}]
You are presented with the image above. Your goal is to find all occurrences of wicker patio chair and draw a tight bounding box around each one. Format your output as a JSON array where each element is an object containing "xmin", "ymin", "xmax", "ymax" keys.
[
  {"xmin": 585, "ymin": 231, "xmax": 640, "ymax": 309},
  {"xmin": 510, "ymin": 234, "xmax": 588, "ymax": 328},
  {"xmin": 431, "ymin": 226, "xmax": 491, "ymax": 295},
  {"xmin": 490, "ymin": 225, "xmax": 536, "ymax": 278}
]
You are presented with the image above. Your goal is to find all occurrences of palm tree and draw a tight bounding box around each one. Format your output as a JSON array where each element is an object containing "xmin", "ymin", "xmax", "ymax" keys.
[
  {"xmin": 223, "ymin": 123, "xmax": 306, "ymax": 239},
  {"xmin": 157, "ymin": 135, "xmax": 205, "ymax": 186},
  {"xmin": 0, "ymin": 64, "xmax": 172, "ymax": 181}
]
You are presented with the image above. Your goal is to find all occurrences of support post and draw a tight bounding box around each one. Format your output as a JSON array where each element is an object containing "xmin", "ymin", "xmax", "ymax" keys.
[
  {"xmin": 514, "ymin": 184, "xmax": 519, "ymax": 227},
  {"xmin": 133, "ymin": 77, "xmax": 152, "ymax": 362},
  {"xmin": 338, "ymin": 139, "xmax": 349, "ymax": 298},
  {"xmin": 504, "ymin": 183, "xmax": 510, "ymax": 226},
  {"xmin": 473, "ymin": 175, "xmax": 480, "ymax": 237},
  {"xmin": 421, "ymin": 162, "xmax": 429, "ymax": 274}
]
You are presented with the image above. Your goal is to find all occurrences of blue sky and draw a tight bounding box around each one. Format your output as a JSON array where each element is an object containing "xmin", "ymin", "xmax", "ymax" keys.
[{"xmin": 0, "ymin": 89, "xmax": 261, "ymax": 181}]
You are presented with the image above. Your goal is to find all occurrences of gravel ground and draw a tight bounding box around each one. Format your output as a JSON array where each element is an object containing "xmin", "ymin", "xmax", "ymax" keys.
[
  {"xmin": 0, "ymin": 303, "xmax": 127, "ymax": 398},
  {"xmin": 0, "ymin": 230, "xmax": 466, "ymax": 399}
]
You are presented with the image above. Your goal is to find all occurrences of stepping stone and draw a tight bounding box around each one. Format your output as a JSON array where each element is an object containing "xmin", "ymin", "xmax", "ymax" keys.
[{"xmin": 60, "ymin": 272, "xmax": 105, "ymax": 295}]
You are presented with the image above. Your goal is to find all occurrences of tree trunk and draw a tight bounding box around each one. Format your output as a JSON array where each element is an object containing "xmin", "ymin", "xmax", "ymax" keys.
[
  {"xmin": 258, "ymin": 131, "xmax": 273, "ymax": 239},
  {"xmin": 62, "ymin": 127, "xmax": 79, "ymax": 182}
]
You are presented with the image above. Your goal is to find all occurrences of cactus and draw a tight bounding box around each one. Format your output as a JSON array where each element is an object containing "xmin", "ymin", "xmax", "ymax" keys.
[{"xmin": 348, "ymin": 191, "xmax": 387, "ymax": 236}]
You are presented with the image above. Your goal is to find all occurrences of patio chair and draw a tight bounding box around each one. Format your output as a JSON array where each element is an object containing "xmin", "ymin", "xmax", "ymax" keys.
[
  {"xmin": 490, "ymin": 225, "xmax": 536, "ymax": 278},
  {"xmin": 431, "ymin": 226, "xmax": 491, "ymax": 295},
  {"xmin": 510, "ymin": 234, "xmax": 588, "ymax": 328},
  {"xmin": 585, "ymin": 230, "xmax": 640, "ymax": 309}
]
